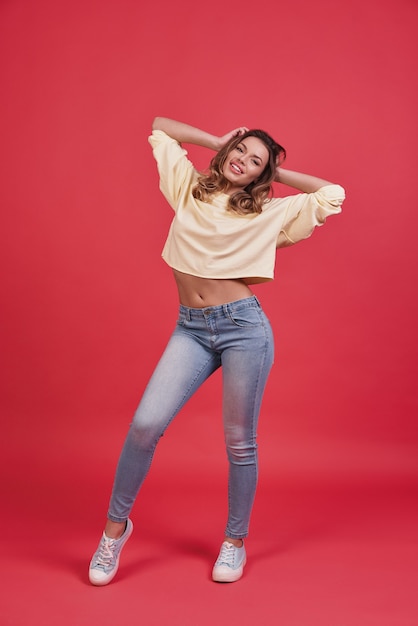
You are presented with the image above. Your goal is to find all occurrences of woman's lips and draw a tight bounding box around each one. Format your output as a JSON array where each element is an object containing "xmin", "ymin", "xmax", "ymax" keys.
[{"xmin": 230, "ymin": 161, "xmax": 243, "ymax": 174}]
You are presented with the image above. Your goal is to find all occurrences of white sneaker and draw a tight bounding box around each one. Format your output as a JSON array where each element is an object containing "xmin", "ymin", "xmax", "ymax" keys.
[
  {"xmin": 212, "ymin": 541, "xmax": 246, "ymax": 582},
  {"xmin": 89, "ymin": 519, "xmax": 133, "ymax": 586}
]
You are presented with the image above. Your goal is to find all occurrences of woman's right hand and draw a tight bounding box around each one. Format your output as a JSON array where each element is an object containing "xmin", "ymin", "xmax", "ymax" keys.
[{"xmin": 217, "ymin": 127, "xmax": 249, "ymax": 150}]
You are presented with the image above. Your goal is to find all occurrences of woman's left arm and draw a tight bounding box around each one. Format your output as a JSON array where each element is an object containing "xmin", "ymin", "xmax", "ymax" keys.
[
  {"xmin": 275, "ymin": 169, "xmax": 345, "ymax": 247},
  {"xmin": 275, "ymin": 168, "xmax": 335, "ymax": 192}
]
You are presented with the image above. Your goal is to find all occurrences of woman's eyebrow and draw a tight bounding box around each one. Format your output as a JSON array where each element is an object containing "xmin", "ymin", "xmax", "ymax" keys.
[{"xmin": 239, "ymin": 141, "xmax": 264, "ymax": 163}]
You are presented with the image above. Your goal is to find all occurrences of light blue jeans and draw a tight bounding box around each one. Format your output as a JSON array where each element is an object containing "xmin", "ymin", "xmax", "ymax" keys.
[{"xmin": 108, "ymin": 295, "xmax": 274, "ymax": 539}]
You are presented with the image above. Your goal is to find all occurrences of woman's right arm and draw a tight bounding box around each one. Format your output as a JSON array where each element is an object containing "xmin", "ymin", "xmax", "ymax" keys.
[{"xmin": 152, "ymin": 117, "xmax": 247, "ymax": 151}]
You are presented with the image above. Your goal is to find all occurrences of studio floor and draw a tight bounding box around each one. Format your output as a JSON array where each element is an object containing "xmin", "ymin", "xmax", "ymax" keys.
[{"xmin": 2, "ymin": 424, "xmax": 417, "ymax": 626}]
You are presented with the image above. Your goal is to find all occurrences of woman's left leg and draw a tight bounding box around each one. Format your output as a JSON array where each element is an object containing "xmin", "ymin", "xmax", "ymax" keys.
[
  {"xmin": 211, "ymin": 299, "xmax": 274, "ymax": 582},
  {"xmin": 220, "ymin": 304, "xmax": 274, "ymax": 540}
]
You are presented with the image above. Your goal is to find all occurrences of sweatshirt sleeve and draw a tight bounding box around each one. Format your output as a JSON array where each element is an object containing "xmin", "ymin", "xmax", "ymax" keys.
[
  {"xmin": 276, "ymin": 184, "xmax": 345, "ymax": 247},
  {"xmin": 148, "ymin": 130, "xmax": 196, "ymax": 211}
]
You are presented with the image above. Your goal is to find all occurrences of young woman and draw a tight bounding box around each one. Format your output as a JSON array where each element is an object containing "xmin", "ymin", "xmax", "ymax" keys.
[{"xmin": 89, "ymin": 117, "xmax": 345, "ymax": 585}]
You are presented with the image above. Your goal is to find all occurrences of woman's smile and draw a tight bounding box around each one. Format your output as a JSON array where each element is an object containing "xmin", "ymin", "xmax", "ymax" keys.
[{"xmin": 229, "ymin": 161, "xmax": 244, "ymax": 174}]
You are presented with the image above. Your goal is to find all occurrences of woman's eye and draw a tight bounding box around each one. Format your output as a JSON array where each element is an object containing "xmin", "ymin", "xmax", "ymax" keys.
[{"xmin": 236, "ymin": 146, "xmax": 243, "ymax": 152}]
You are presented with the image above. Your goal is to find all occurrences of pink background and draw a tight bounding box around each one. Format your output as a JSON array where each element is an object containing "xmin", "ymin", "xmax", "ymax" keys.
[{"xmin": 1, "ymin": 0, "xmax": 417, "ymax": 624}]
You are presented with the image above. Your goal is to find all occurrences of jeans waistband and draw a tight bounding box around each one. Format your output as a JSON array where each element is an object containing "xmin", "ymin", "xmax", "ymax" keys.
[{"xmin": 179, "ymin": 295, "xmax": 261, "ymax": 320}]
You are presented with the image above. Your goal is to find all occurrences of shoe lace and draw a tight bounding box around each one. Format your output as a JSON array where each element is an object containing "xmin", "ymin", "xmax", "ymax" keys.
[
  {"xmin": 218, "ymin": 542, "xmax": 236, "ymax": 567},
  {"xmin": 95, "ymin": 537, "xmax": 116, "ymax": 567}
]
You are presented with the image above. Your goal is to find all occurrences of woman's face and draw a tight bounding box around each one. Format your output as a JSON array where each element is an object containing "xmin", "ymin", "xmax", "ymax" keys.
[{"xmin": 222, "ymin": 136, "xmax": 269, "ymax": 194}]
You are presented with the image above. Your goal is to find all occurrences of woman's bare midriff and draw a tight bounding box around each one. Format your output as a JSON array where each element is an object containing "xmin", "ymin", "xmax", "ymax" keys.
[{"xmin": 173, "ymin": 269, "xmax": 253, "ymax": 308}]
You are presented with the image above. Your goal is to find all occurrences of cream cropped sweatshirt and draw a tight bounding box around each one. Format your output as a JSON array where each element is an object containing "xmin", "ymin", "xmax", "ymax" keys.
[{"xmin": 149, "ymin": 130, "xmax": 345, "ymax": 284}]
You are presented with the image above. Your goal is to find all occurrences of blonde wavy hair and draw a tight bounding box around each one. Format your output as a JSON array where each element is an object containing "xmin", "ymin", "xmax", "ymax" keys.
[{"xmin": 192, "ymin": 129, "xmax": 286, "ymax": 215}]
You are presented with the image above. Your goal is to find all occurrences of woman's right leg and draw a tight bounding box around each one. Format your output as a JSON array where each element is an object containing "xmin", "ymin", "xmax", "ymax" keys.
[
  {"xmin": 89, "ymin": 322, "xmax": 220, "ymax": 585},
  {"xmin": 107, "ymin": 324, "xmax": 221, "ymax": 524}
]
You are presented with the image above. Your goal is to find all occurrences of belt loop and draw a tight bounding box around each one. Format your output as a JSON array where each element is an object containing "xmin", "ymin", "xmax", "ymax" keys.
[{"xmin": 186, "ymin": 308, "xmax": 191, "ymax": 321}]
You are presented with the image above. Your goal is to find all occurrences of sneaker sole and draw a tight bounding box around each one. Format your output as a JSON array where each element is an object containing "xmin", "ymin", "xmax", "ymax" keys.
[{"xmin": 212, "ymin": 557, "xmax": 246, "ymax": 583}]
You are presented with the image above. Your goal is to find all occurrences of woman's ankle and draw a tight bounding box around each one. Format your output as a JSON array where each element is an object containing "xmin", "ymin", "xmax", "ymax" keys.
[
  {"xmin": 224, "ymin": 536, "xmax": 243, "ymax": 548},
  {"xmin": 105, "ymin": 519, "xmax": 126, "ymax": 539}
]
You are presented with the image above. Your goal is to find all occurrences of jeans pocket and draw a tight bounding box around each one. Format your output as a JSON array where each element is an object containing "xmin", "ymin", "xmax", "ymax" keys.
[{"xmin": 227, "ymin": 306, "xmax": 263, "ymax": 328}]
